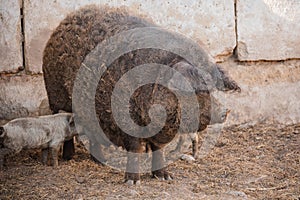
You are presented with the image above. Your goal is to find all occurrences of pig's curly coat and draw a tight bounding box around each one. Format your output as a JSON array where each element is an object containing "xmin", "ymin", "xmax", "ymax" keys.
[{"xmin": 42, "ymin": 5, "xmax": 240, "ymax": 182}]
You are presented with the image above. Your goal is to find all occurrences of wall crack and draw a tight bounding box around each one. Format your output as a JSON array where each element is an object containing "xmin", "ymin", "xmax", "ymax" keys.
[
  {"xmin": 233, "ymin": 0, "xmax": 238, "ymax": 58},
  {"xmin": 20, "ymin": 0, "xmax": 26, "ymax": 72}
]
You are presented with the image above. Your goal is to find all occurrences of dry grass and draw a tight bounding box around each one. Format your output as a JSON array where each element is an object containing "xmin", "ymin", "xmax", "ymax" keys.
[{"xmin": 0, "ymin": 123, "xmax": 299, "ymax": 199}]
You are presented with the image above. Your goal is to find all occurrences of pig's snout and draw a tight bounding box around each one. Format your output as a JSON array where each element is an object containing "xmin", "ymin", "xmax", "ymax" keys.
[{"xmin": 220, "ymin": 109, "xmax": 230, "ymax": 122}]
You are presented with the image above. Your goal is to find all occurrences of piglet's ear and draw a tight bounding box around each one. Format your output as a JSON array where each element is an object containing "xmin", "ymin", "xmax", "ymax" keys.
[
  {"xmin": 0, "ymin": 127, "xmax": 4, "ymax": 136},
  {"xmin": 69, "ymin": 114, "xmax": 75, "ymax": 126}
]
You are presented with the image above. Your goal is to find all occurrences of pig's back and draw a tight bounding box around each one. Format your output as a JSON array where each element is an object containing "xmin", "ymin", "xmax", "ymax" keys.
[{"xmin": 42, "ymin": 6, "xmax": 153, "ymax": 113}]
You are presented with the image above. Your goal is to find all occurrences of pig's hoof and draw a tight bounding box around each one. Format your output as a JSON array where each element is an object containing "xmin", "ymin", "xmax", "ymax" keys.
[
  {"xmin": 125, "ymin": 180, "xmax": 141, "ymax": 185},
  {"xmin": 180, "ymin": 154, "xmax": 196, "ymax": 163},
  {"xmin": 125, "ymin": 180, "xmax": 134, "ymax": 185},
  {"xmin": 125, "ymin": 178, "xmax": 141, "ymax": 185},
  {"xmin": 52, "ymin": 164, "xmax": 58, "ymax": 169},
  {"xmin": 135, "ymin": 180, "xmax": 141, "ymax": 185},
  {"xmin": 152, "ymin": 169, "xmax": 173, "ymax": 181},
  {"xmin": 125, "ymin": 172, "xmax": 140, "ymax": 185},
  {"xmin": 42, "ymin": 161, "xmax": 48, "ymax": 166}
]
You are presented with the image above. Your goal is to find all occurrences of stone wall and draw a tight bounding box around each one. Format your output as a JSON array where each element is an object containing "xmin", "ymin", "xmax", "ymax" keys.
[{"xmin": 0, "ymin": 0, "xmax": 299, "ymax": 126}]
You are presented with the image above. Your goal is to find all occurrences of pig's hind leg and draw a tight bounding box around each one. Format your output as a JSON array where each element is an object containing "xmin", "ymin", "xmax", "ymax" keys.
[
  {"xmin": 124, "ymin": 139, "xmax": 144, "ymax": 185},
  {"xmin": 49, "ymin": 143, "xmax": 63, "ymax": 168}
]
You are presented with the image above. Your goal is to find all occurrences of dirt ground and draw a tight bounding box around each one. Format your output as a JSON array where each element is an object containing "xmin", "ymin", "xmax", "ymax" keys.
[{"xmin": 0, "ymin": 123, "xmax": 299, "ymax": 200}]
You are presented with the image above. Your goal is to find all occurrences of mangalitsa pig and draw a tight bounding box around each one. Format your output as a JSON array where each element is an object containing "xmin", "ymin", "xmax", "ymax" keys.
[
  {"xmin": 42, "ymin": 5, "xmax": 241, "ymax": 183},
  {"xmin": 0, "ymin": 113, "xmax": 76, "ymax": 168}
]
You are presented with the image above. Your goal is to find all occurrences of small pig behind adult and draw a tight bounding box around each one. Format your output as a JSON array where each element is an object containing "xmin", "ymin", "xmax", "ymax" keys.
[
  {"xmin": 171, "ymin": 94, "xmax": 230, "ymax": 159},
  {"xmin": 169, "ymin": 61, "xmax": 230, "ymax": 159},
  {"xmin": 0, "ymin": 113, "xmax": 76, "ymax": 169}
]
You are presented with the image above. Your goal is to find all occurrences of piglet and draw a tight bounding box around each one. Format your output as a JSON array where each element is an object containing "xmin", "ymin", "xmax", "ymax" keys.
[{"xmin": 0, "ymin": 113, "xmax": 76, "ymax": 169}]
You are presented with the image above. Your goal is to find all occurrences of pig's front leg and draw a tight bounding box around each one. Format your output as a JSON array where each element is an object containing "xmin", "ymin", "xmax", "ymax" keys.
[
  {"xmin": 192, "ymin": 133, "xmax": 199, "ymax": 159},
  {"xmin": 51, "ymin": 145, "xmax": 61, "ymax": 168},
  {"xmin": 151, "ymin": 144, "xmax": 173, "ymax": 180}
]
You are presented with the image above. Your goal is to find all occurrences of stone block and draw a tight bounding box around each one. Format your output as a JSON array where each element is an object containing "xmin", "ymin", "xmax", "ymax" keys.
[
  {"xmin": 24, "ymin": 0, "xmax": 236, "ymax": 73},
  {"xmin": 0, "ymin": 0, "xmax": 23, "ymax": 73},
  {"xmin": 218, "ymin": 59, "xmax": 300, "ymax": 126},
  {"xmin": 237, "ymin": 0, "xmax": 300, "ymax": 61},
  {"xmin": 0, "ymin": 75, "xmax": 51, "ymax": 120}
]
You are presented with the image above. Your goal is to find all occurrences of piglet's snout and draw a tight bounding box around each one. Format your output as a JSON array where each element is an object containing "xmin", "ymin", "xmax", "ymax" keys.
[
  {"xmin": 221, "ymin": 109, "xmax": 231, "ymax": 121},
  {"xmin": 211, "ymin": 107, "xmax": 230, "ymax": 124}
]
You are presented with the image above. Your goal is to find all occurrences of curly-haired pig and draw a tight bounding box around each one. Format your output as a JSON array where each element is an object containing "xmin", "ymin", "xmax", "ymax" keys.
[{"xmin": 42, "ymin": 5, "xmax": 240, "ymax": 183}]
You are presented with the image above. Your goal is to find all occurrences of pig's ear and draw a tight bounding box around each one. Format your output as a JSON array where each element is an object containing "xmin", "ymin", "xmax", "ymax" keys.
[
  {"xmin": 0, "ymin": 127, "xmax": 4, "ymax": 136},
  {"xmin": 170, "ymin": 61, "xmax": 209, "ymax": 92},
  {"xmin": 213, "ymin": 64, "xmax": 241, "ymax": 92}
]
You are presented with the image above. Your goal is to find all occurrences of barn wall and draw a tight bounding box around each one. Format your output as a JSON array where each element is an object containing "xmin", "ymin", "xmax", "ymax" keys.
[{"xmin": 0, "ymin": 0, "xmax": 299, "ymax": 126}]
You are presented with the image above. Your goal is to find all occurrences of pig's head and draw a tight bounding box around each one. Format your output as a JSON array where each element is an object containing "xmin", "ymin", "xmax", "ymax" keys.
[
  {"xmin": 68, "ymin": 114, "xmax": 77, "ymax": 136},
  {"xmin": 169, "ymin": 61, "xmax": 230, "ymax": 132},
  {"xmin": 65, "ymin": 114, "xmax": 78, "ymax": 140}
]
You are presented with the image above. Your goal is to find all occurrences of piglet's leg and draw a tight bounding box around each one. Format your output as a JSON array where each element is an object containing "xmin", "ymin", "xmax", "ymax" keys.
[
  {"xmin": 171, "ymin": 135, "xmax": 184, "ymax": 153},
  {"xmin": 42, "ymin": 148, "xmax": 48, "ymax": 165},
  {"xmin": 51, "ymin": 147, "xmax": 60, "ymax": 168},
  {"xmin": 151, "ymin": 144, "xmax": 173, "ymax": 180},
  {"xmin": 0, "ymin": 148, "xmax": 13, "ymax": 170},
  {"xmin": 192, "ymin": 133, "xmax": 199, "ymax": 159}
]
